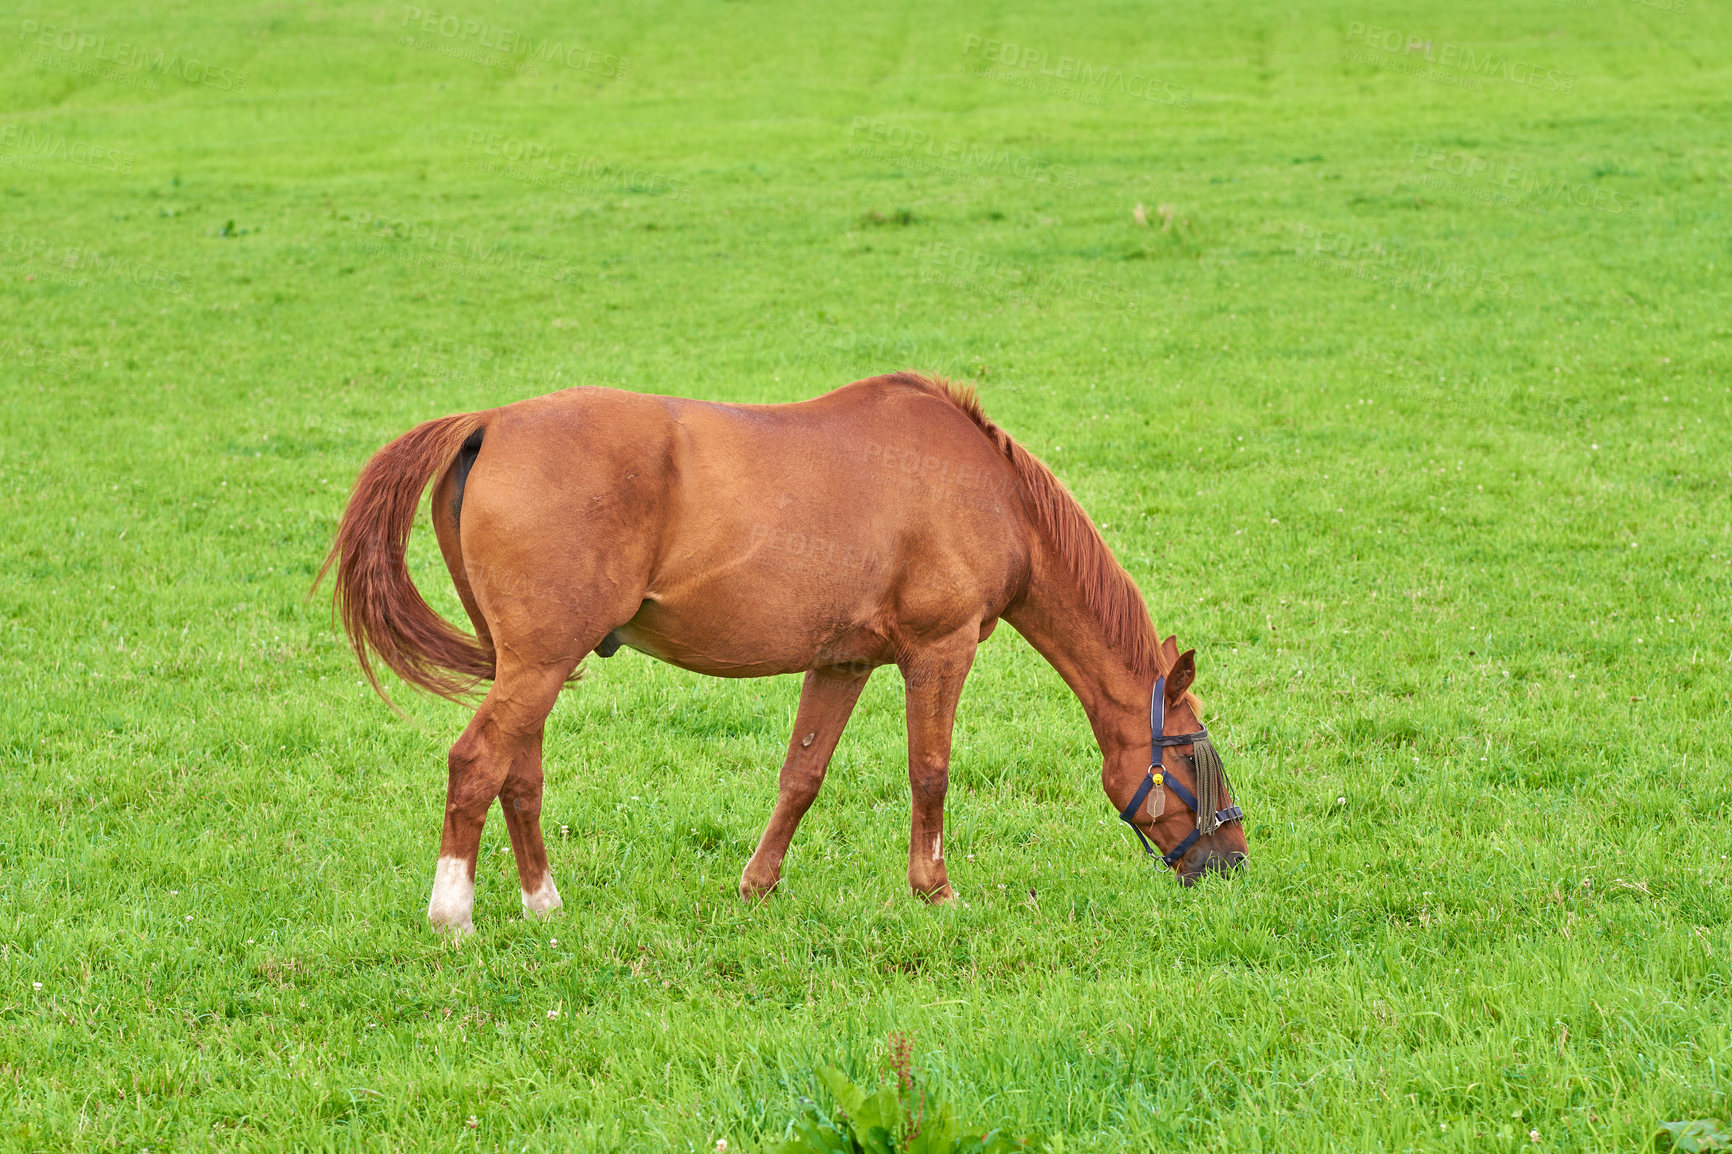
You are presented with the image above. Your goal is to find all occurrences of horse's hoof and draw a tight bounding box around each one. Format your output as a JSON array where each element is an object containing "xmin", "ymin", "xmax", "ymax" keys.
[
  {"xmin": 916, "ymin": 883, "xmax": 957, "ymax": 905},
  {"xmin": 430, "ymin": 916, "xmax": 474, "ymax": 938},
  {"xmin": 428, "ymin": 856, "xmax": 475, "ymax": 934},
  {"xmin": 521, "ymin": 874, "xmax": 563, "ymax": 919},
  {"xmin": 738, "ymin": 876, "xmax": 780, "ymax": 902}
]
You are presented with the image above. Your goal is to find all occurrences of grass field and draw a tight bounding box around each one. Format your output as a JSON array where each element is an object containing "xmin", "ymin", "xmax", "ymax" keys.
[{"xmin": 3, "ymin": 0, "xmax": 1731, "ymax": 1149}]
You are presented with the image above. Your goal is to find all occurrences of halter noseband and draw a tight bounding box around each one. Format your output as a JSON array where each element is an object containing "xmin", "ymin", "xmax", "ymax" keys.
[{"xmin": 1117, "ymin": 674, "xmax": 1244, "ymax": 868}]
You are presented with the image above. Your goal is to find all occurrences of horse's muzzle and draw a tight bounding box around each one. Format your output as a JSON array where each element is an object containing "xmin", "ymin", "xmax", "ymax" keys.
[{"xmin": 1178, "ymin": 850, "xmax": 1246, "ymax": 886}]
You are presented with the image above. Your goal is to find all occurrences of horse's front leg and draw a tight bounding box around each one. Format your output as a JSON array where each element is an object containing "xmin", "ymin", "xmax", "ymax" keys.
[
  {"xmin": 899, "ymin": 629, "xmax": 979, "ymax": 903},
  {"xmin": 740, "ymin": 666, "xmax": 870, "ymax": 900}
]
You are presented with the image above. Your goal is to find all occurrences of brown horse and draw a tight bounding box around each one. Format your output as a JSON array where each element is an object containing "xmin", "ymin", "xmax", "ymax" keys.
[{"xmin": 321, "ymin": 373, "xmax": 1246, "ymax": 933}]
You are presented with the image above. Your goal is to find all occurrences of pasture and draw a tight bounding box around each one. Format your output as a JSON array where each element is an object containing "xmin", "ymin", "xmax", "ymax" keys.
[{"xmin": 2, "ymin": 0, "xmax": 1730, "ymax": 1149}]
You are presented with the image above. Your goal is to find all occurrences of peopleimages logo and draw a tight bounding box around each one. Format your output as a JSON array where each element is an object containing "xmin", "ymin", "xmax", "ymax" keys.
[
  {"xmin": 846, "ymin": 118, "xmax": 1079, "ymax": 187},
  {"xmin": 1295, "ymin": 223, "xmax": 1523, "ymax": 300},
  {"xmin": 913, "ymin": 241, "xmax": 1141, "ymax": 312},
  {"xmin": 962, "ymin": 34, "xmax": 1191, "ymax": 107},
  {"xmin": 0, "ymin": 227, "xmax": 192, "ymax": 294},
  {"xmin": 463, "ymin": 130, "xmax": 690, "ymax": 201},
  {"xmin": 342, "ymin": 209, "xmax": 582, "ymax": 285},
  {"xmin": 0, "ymin": 124, "xmax": 132, "ymax": 174},
  {"xmin": 1409, "ymin": 145, "xmax": 1636, "ymax": 216},
  {"xmin": 15, "ymin": 19, "xmax": 248, "ymax": 91},
  {"xmin": 1343, "ymin": 21, "xmax": 1574, "ymax": 92},
  {"xmin": 399, "ymin": 7, "xmax": 627, "ymax": 78}
]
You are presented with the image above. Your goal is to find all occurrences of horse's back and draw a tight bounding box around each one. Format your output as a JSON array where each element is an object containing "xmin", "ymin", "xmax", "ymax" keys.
[{"xmin": 460, "ymin": 379, "xmax": 1031, "ymax": 676}]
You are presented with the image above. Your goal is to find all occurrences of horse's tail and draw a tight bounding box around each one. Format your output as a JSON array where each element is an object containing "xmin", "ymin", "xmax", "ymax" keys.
[{"xmin": 317, "ymin": 412, "xmax": 495, "ymax": 707}]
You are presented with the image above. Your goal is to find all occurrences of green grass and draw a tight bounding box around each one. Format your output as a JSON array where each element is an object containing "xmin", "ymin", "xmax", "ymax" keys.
[{"xmin": 2, "ymin": 0, "xmax": 1730, "ymax": 1149}]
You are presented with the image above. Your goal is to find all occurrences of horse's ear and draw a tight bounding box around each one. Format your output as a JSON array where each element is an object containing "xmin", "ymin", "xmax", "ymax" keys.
[
  {"xmin": 1161, "ymin": 635, "xmax": 1180, "ymax": 666},
  {"xmin": 1165, "ymin": 649, "xmax": 1196, "ymax": 703}
]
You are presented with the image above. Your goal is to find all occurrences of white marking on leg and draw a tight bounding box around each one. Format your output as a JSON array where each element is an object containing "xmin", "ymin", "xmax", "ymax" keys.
[
  {"xmin": 427, "ymin": 855, "xmax": 475, "ymax": 934},
  {"xmin": 932, "ymin": 833, "xmax": 942, "ymax": 862},
  {"xmin": 521, "ymin": 871, "xmax": 563, "ymax": 918}
]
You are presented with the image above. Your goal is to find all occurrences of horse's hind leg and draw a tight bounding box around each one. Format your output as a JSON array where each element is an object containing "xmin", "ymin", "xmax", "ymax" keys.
[
  {"xmin": 427, "ymin": 658, "xmax": 573, "ymax": 934},
  {"xmin": 739, "ymin": 667, "xmax": 870, "ymax": 900},
  {"xmin": 501, "ymin": 743, "xmax": 560, "ymax": 919},
  {"xmin": 900, "ymin": 628, "xmax": 979, "ymax": 903}
]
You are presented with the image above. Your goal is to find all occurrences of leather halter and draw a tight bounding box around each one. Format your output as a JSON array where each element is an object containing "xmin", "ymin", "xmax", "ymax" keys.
[{"xmin": 1117, "ymin": 674, "xmax": 1244, "ymax": 868}]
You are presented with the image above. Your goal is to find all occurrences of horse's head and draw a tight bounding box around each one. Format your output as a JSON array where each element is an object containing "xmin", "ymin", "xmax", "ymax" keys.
[{"xmin": 1113, "ymin": 643, "xmax": 1248, "ymax": 885}]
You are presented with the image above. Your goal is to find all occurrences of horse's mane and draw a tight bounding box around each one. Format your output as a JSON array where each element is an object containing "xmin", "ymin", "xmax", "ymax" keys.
[{"xmin": 882, "ymin": 372, "xmax": 1163, "ymax": 679}]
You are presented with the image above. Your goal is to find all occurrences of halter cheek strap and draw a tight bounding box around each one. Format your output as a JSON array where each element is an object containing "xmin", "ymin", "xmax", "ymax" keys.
[{"xmin": 1117, "ymin": 675, "xmax": 1244, "ymax": 868}]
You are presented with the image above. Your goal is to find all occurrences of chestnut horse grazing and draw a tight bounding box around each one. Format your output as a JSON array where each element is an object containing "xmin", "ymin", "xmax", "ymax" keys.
[{"xmin": 321, "ymin": 373, "xmax": 1246, "ymax": 933}]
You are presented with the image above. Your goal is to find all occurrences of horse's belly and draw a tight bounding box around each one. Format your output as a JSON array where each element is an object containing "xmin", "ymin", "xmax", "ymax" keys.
[{"xmin": 611, "ymin": 593, "xmax": 886, "ymax": 679}]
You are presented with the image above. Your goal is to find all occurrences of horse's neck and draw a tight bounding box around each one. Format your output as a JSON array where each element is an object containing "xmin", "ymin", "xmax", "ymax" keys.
[{"xmin": 1005, "ymin": 550, "xmax": 1153, "ymax": 759}]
